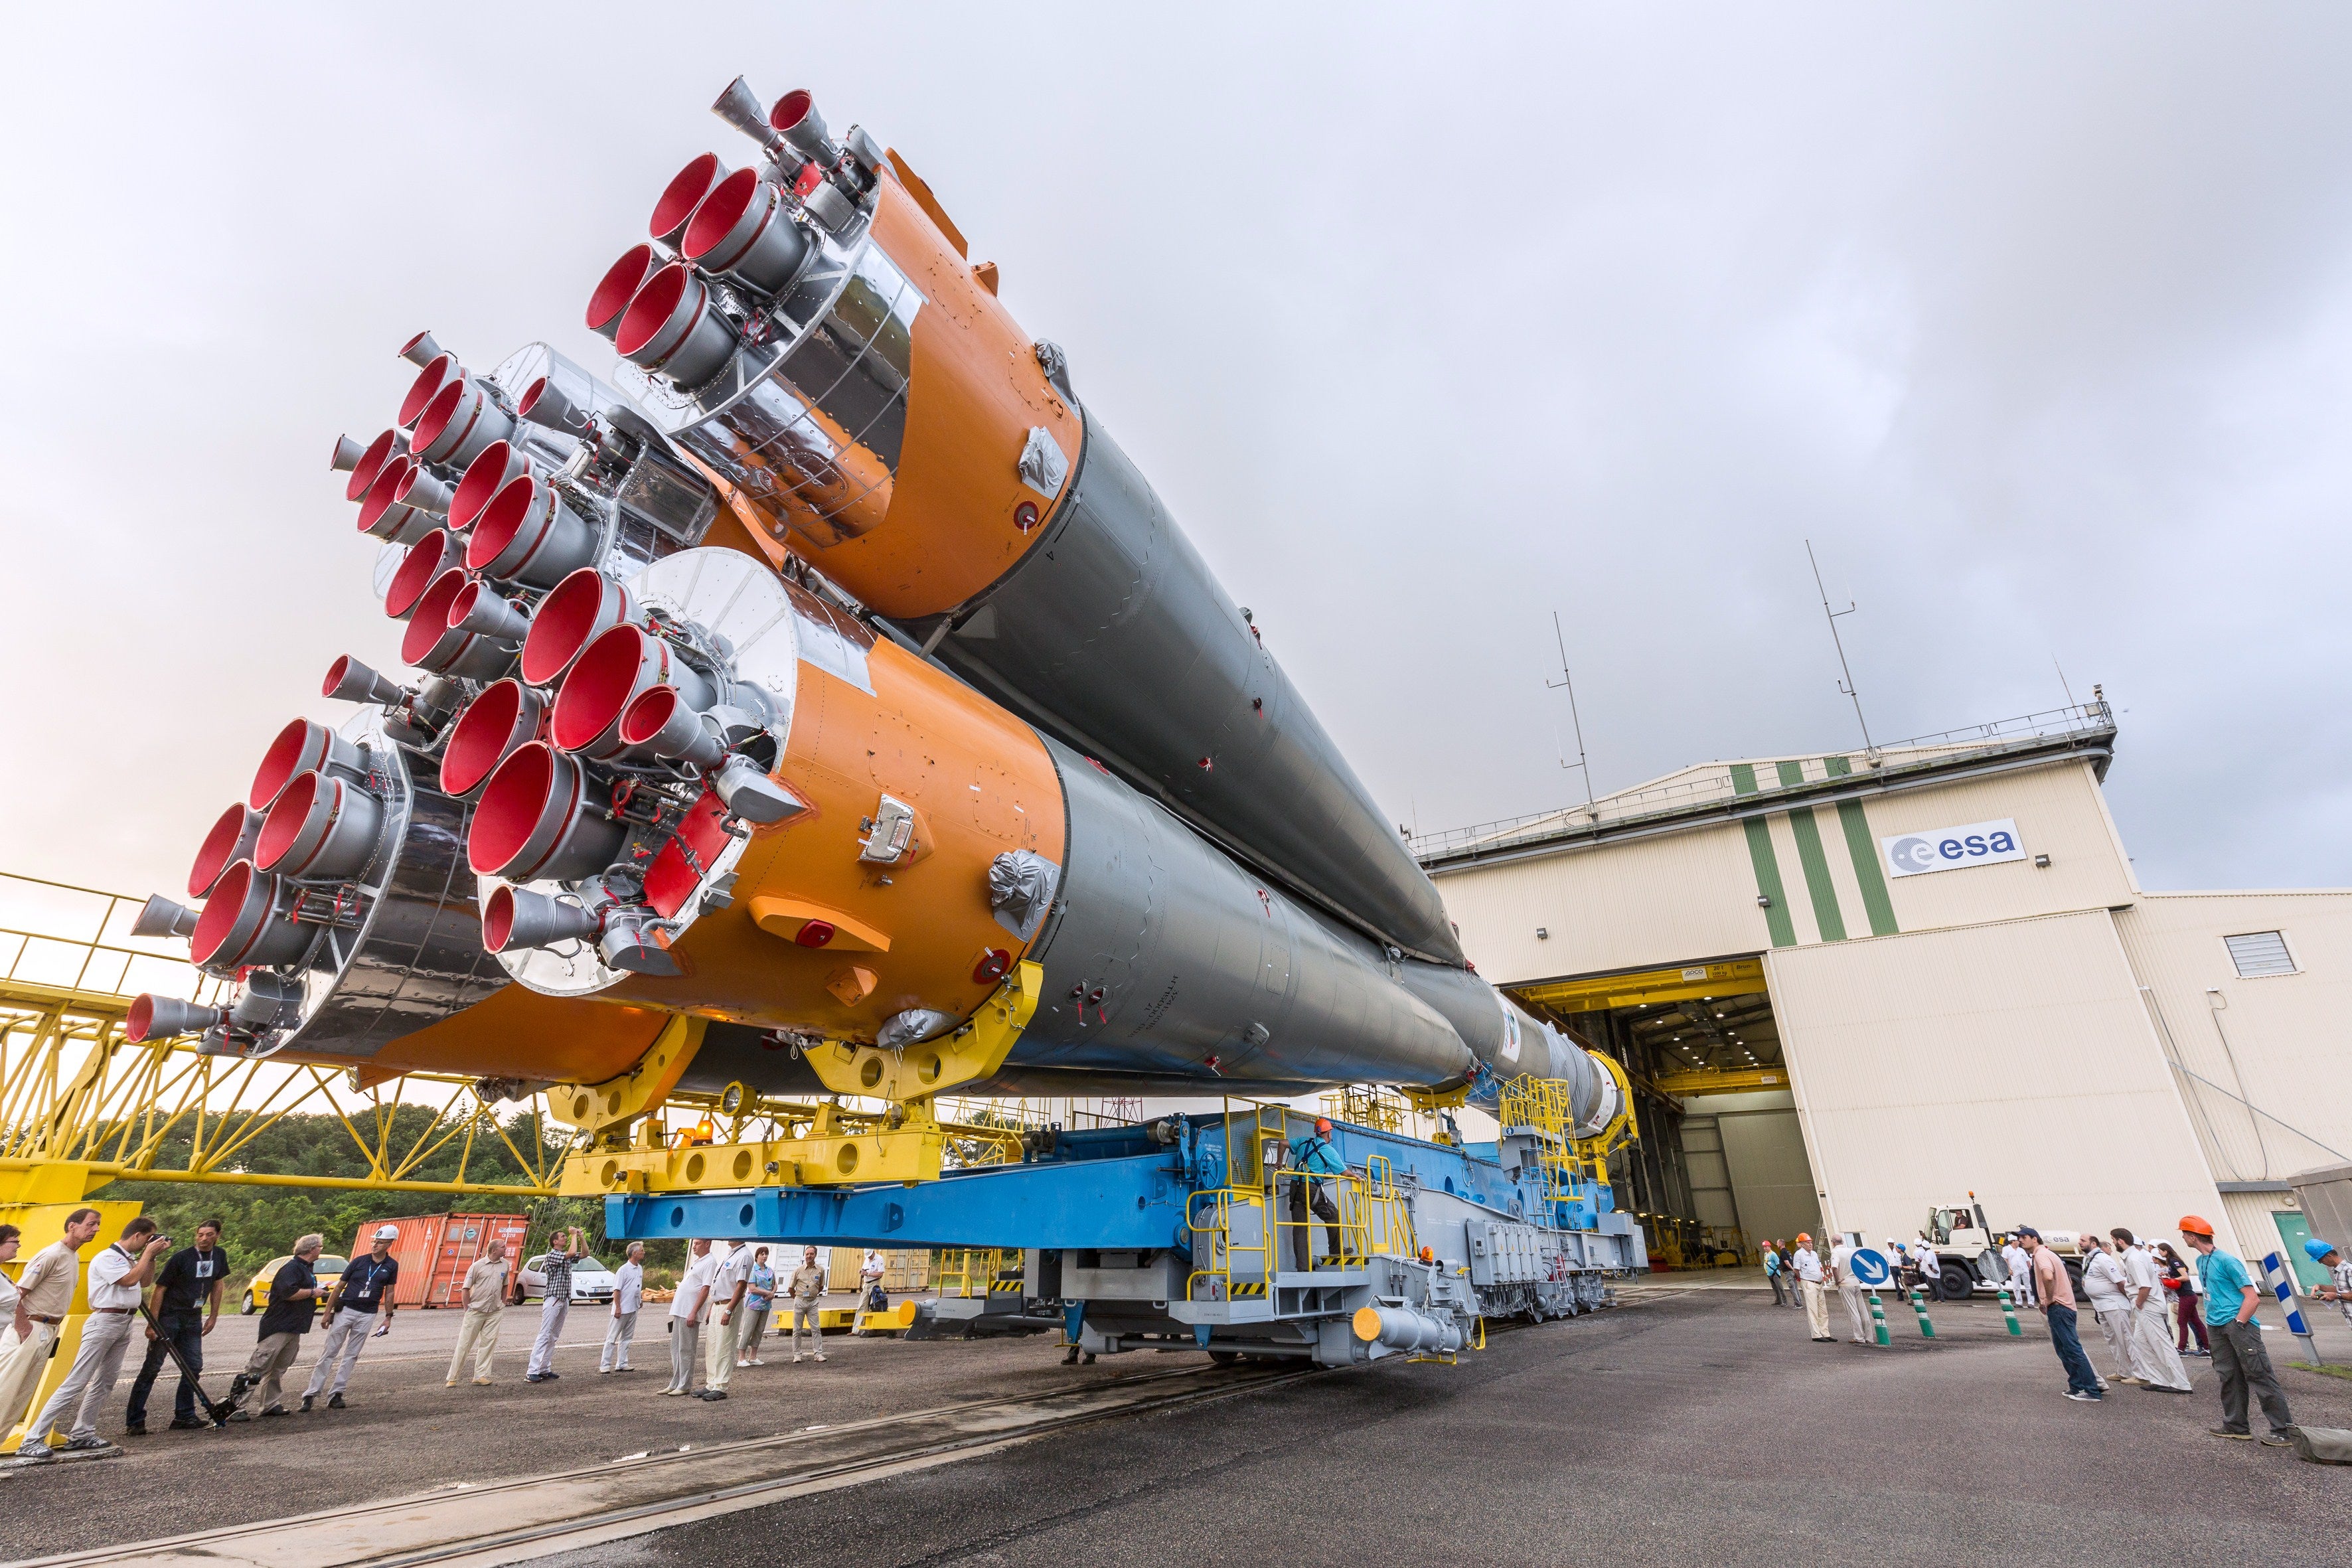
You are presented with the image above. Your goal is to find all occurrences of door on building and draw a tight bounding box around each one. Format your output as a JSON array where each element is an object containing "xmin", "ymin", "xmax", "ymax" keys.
[{"xmin": 2272, "ymin": 1210, "xmax": 2330, "ymax": 1291}]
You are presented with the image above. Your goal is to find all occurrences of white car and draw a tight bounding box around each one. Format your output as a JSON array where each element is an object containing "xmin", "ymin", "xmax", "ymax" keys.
[{"xmin": 520, "ymin": 1253, "xmax": 617, "ymax": 1305}]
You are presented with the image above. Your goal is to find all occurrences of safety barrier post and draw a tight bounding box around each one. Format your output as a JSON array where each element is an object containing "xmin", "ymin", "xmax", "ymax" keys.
[
  {"xmin": 2260, "ymin": 1252, "xmax": 2323, "ymax": 1368},
  {"xmin": 1998, "ymin": 1283, "xmax": 2023, "ymax": 1337},
  {"xmin": 1867, "ymin": 1290, "xmax": 1889, "ymax": 1347},
  {"xmin": 1907, "ymin": 1286, "xmax": 1937, "ymax": 1338}
]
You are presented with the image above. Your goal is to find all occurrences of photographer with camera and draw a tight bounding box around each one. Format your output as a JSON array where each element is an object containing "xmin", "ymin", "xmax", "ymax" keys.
[{"xmin": 19, "ymin": 1215, "xmax": 170, "ymax": 1458}]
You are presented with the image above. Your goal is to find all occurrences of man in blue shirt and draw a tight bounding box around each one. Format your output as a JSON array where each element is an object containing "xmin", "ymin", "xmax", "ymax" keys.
[
  {"xmin": 2181, "ymin": 1214, "xmax": 2294, "ymax": 1446},
  {"xmin": 1287, "ymin": 1118, "xmax": 1348, "ymax": 1270}
]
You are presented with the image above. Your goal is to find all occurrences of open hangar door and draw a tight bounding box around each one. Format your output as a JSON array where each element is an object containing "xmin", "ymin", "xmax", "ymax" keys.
[{"xmin": 1511, "ymin": 959, "xmax": 1820, "ymax": 1266}]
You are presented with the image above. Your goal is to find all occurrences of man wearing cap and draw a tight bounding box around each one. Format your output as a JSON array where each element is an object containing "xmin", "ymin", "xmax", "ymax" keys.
[
  {"xmin": 2307, "ymin": 1237, "xmax": 2352, "ymax": 1325},
  {"xmin": 302, "ymin": 1225, "xmax": 402, "ymax": 1411},
  {"xmin": 2017, "ymin": 1227, "xmax": 2102, "ymax": 1401},
  {"xmin": 2180, "ymin": 1214, "xmax": 2294, "ymax": 1445},
  {"xmin": 2001, "ymin": 1233, "xmax": 2036, "ymax": 1308}
]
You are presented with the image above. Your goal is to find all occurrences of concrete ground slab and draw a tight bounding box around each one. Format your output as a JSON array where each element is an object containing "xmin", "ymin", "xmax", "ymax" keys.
[{"xmin": 19, "ymin": 1291, "xmax": 2352, "ymax": 1565}]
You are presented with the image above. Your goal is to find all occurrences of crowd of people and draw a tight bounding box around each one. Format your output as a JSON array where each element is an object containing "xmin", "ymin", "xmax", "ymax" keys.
[
  {"xmin": 1, "ymin": 1212, "xmax": 894, "ymax": 1456},
  {"xmin": 1757, "ymin": 1216, "xmax": 2352, "ymax": 1450}
]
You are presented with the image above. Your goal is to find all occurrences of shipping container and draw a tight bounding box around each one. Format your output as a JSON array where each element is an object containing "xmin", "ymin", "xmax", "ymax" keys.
[
  {"xmin": 349, "ymin": 1213, "xmax": 530, "ymax": 1308},
  {"xmin": 827, "ymin": 1247, "xmax": 931, "ymax": 1295}
]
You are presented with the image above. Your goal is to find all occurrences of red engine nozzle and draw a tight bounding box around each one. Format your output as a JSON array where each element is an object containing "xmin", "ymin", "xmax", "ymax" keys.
[
  {"xmin": 551, "ymin": 623, "xmax": 716, "ymax": 761},
  {"xmin": 521, "ymin": 569, "xmax": 636, "ymax": 688},
  {"xmin": 651, "ymin": 153, "xmax": 730, "ymax": 248},
  {"xmin": 468, "ymin": 743, "xmax": 627, "ymax": 882}
]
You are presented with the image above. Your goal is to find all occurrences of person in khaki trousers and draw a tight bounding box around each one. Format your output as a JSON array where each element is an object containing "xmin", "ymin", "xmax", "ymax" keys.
[
  {"xmin": 787, "ymin": 1246, "xmax": 828, "ymax": 1363},
  {"xmin": 445, "ymin": 1239, "xmax": 509, "ymax": 1386},
  {"xmin": 702, "ymin": 1241, "xmax": 751, "ymax": 1399}
]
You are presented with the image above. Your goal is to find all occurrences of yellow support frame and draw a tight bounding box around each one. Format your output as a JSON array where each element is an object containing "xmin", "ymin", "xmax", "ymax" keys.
[
  {"xmin": 1510, "ymin": 957, "xmax": 1767, "ymax": 1016},
  {"xmin": 0, "ymin": 873, "xmax": 566, "ymax": 1203},
  {"xmin": 801, "ymin": 961, "xmax": 1042, "ymax": 1102}
]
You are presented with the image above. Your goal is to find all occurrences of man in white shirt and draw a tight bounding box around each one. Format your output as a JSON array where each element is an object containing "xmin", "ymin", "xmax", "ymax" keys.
[
  {"xmin": 23, "ymin": 1215, "xmax": 170, "ymax": 1456},
  {"xmin": 702, "ymin": 1240, "xmax": 754, "ymax": 1400},
  {"xmin": 2001, "ymin": 1236, "xmax": 2036, "ymax": 1307},
  {"xmin": 2077, "ymin": 1231, "xmax": 2132, "ymax": 1389},
  {"xmin": 663, "ymin": 1239, "xmax": 716, "ymax": 1397},
  {"xmin": 603, "ymin": 1241, "xmax": 645, "ymax": 1374},
  {"xmin": 1828, "ymin": 1236, "xmax": 1871, "ymax": 1346},
  {"xmin": 1790, "ymin": 1233, "xmax": 1831, "ymax": 1341},
  {"xmin": 0, "ymin": 1208, "xmax": 102, "ymax": 1441},
  {"xmin": 1908, "ymin": 1236, "xmax": 1942, "ymax": 1299},
  {"xmin": 2113, "ymin": 1228, "xmax": 2191, "ymax": 1393}
]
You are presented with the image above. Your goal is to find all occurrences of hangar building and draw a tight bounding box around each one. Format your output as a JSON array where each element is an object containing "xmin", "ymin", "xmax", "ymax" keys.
[{"xmin": 1416, "ymin": 694, "xmax": 2349, "ymax": 1290}]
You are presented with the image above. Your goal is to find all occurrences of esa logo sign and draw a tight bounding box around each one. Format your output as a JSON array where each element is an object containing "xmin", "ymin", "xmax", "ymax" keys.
[{"xmin": 1880, "ymin": 818, "xmax": 2025, "ymax": 879}]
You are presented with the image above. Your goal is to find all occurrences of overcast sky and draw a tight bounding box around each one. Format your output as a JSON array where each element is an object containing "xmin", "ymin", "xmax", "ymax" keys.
[{"xmin": 4, "ymin": 5, "xmax": 2348, "ymax": 911}]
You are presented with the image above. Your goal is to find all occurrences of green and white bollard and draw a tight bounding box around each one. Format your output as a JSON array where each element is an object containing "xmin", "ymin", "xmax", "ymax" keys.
[
  {"xmin": 1998, "ymin": 1283, "xmax": 2023, "ymax": 1337},
  {"xmin": 1867, "ymin": 1289, "xmax": 1890, "ymax": 1347},
  {"xmin": 1908, "ymin": 1286, "xmax": 1938, "ymax": 1338}
]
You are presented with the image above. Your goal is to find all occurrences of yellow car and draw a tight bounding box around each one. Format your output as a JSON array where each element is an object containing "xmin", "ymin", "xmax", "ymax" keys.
[{"xmin": 238, "ymin": 1254, "xmax": 347, "ymax": 1316}]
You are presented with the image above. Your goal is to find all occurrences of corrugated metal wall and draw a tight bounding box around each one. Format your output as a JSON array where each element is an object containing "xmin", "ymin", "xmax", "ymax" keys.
[{"xmin": 1766, "ymin": 909, "xmax": 2230, "ymax": 1251}]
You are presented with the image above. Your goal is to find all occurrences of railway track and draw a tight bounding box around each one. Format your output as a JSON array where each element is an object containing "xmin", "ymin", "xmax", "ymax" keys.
[{"xmin": 22, "ymin": 1363, "xmax": 1316, "ymax": 1568}]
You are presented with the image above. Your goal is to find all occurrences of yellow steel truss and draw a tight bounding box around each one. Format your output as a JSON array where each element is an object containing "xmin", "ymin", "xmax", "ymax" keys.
[{"xmin": 0, "ymin": 873, "xmax": 560, "ymax": 1204}]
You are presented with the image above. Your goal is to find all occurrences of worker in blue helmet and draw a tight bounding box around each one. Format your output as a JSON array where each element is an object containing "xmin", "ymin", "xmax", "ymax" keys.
[
  {"xmin": 1288, "ymin": 1118, "xmax": 1348, "ymax": 1269},
  {"xmin": 2307, "ymin": 1238, "xmax": 2352, "ymax": 1325}
]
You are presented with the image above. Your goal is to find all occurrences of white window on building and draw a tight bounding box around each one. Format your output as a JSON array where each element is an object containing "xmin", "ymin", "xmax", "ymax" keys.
[{"xmin": 2223, "ymin": 931, "xmax": 2298, "ymax": 979}]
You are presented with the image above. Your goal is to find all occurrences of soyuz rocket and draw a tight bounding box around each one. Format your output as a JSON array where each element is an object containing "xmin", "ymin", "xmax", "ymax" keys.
[{"xmin": 127, "ymin": 76, "xmax": 1620, "ymax": 1138}]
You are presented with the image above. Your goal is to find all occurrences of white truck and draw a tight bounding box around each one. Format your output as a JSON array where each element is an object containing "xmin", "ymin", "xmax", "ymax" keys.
[{"xmin": 1917, "ymin": 1198, "xmax": 2087, "ymax": 1299}]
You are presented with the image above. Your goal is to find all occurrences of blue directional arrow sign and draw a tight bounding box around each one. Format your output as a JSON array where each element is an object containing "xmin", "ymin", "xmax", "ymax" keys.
[{"xmin": 1850, "ymin": 1247, "xmax": 1892, "ymax": 1287}]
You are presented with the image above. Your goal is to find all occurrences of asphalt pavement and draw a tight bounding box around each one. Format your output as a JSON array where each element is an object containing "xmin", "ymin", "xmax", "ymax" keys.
[{"xmin": 19, "ymin": 1289, "xmax": 2352, "ymax": 1565}]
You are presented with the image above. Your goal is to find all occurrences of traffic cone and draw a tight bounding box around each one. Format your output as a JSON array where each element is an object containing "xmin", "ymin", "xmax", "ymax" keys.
[
  {"xmin": 1908, "ymin": 1286, "xmax": 1937, "ymax": 1338},
  {"xmin": 1868, "ymin": 1290, "xmax": 1890, "ymax": 1347}
]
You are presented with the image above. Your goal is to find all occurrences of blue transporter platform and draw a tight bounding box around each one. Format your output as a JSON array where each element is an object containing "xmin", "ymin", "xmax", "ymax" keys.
[{"xmin": 607, "ymin": 1107, "xmax": 1645, "ymax": 1368}]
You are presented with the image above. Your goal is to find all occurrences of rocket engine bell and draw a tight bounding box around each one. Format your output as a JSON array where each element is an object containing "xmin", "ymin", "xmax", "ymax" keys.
[{"xmin": 123, "ymin": 74, "xmax": 1620, "ymax": 1133}]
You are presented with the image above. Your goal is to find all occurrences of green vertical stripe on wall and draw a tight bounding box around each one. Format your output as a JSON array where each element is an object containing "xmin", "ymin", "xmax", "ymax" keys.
[
  {"xmin": 1741, "ymin": 820, "xmax": 1797, "ymax": 947},
  {"xmin": 1784, "ymin": 806, "xmax": 1847, "ymax": 941},
  {"xmin": 1819, "ymin": 755, "xmax": 1899, "ymax": 935},
  {"xmin": 1835, "ymin": 799, "xmax": 1899, "ymax": 936},
  {"xmin": 1806, "ymin": 757, "xmax": 1900, "ymax": 931},
  {"xmin": 1730, "ymin": 765, "xmax": 1796, "ymax": 947}
]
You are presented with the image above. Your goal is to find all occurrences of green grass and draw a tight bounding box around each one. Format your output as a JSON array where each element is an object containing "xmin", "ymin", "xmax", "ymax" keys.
[{"xmin": 2288, "ymin": 1362, "xmax": 2352, "ymax": 1381}]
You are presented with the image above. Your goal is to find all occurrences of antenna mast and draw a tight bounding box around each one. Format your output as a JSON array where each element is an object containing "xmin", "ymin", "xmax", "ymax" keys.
[
  {"xmin": 1806, "ymin": 540, "xmax": 1875, "ymax": 755},
  {"xmin": 1547, "ymin": 611, "xmax": 1599, "ymax": 816}
]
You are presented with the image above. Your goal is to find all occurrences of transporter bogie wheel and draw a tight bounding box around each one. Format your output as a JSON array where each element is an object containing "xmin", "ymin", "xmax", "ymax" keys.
[{"xmin": 1208, "ymin": 1350, "xmax": 1239, "ymax": 1366}]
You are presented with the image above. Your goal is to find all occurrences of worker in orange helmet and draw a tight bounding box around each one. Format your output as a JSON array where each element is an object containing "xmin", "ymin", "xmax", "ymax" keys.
[
  {"xmin": 1789, "ymin": 1232, "xmax": 1830, "ymax": 1341},
  {"xmin": 2179, "ymin": 1215, "xmax": 2296, "ymax": 1445},
  {"xmin": 1288, "ymin": 1117, "xmax": 1347, "ymax": 1270}
]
